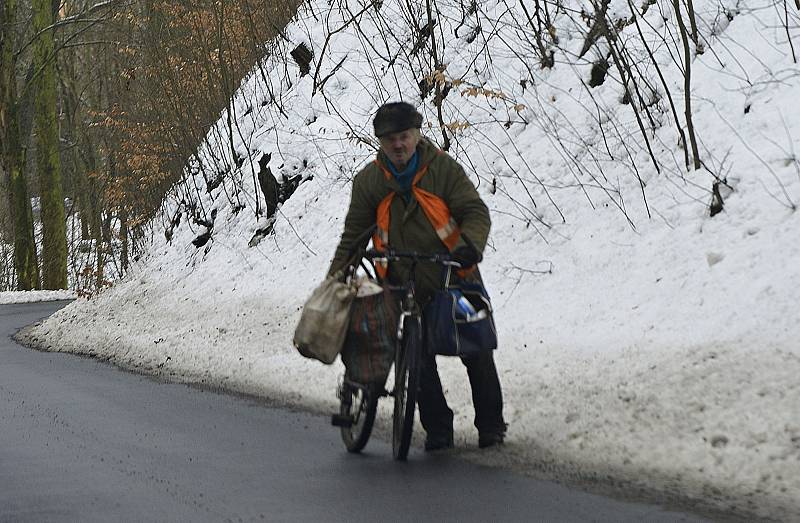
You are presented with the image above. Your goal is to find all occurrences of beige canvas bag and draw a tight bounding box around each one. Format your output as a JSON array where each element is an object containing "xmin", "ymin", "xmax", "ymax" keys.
[{"xmin": 293, "ymin": 273, "xmax": 357, "ymax": 364}]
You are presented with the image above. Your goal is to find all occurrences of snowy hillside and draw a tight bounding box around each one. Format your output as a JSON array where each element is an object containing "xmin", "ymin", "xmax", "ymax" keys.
[{"xmin": 22, "ymin": 0, "xmax": 800, "ymax": 519}]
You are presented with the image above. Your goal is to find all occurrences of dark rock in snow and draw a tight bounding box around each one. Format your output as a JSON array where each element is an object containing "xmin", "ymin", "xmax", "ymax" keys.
[{"xmin": 290, "ymin": 43, "xmax": 313, "ymax": 76}]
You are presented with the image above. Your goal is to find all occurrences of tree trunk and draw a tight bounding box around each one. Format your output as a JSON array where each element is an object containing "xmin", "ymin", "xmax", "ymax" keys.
[
  {"xmin": 1, "ymin": 0, "xmax": 40, "ymax": 290},
  {"xmin": 33, "ymin": 0, "xmax": 68, "ymax": 289},
  {"xmin": 673, "ymin": 0, "xmax": 702, "ymax": 170},
  {"xmin": 120, "ymin": 208, "xmax": 129, "ymax": 273},
  {"xmin": 94, "ymin": 211, "xmax": 104, "ymax": 289},
  {"xmin": 98, "ymin": 210, "xmax": 114, "ymax": 289},
  {"xmin": 8, "ymin": 146, "xmax": 40, "ymax": 291}
]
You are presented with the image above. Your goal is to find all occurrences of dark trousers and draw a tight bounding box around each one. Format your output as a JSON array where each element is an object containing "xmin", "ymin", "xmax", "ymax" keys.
[{"xmin": 417, "ymin": 350, "xmax": 505, "ymax": 437}]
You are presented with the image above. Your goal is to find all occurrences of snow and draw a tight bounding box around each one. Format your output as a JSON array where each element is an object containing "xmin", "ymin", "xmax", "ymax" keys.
[
  {"xmin": 0, "ymin": 290, "xmax": 76, "ymax": 304},
  {"xmin": 12, "ymin": 0, "xmax": 800, "ymax": 519}
]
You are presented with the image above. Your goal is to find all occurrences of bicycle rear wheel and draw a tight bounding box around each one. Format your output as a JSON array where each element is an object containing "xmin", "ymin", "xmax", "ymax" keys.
[
  {"xmin": 392, "ymin": 316, "xmax": 422, "ymax": 460},
  {"xmin": 338, "ymin": 381, "xmax": 379, "ymax": 453}
]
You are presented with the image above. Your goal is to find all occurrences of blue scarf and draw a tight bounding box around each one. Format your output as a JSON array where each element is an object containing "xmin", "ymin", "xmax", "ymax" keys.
[{"xmin": 386, "ymin": 151, "xmax": 419, "ymax": 202}]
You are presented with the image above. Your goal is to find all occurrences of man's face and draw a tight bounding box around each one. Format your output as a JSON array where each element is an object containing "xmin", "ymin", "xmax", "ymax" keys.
[{"xmin": 379, "ymin": 129, "xmax": 420, "ymax": 169}]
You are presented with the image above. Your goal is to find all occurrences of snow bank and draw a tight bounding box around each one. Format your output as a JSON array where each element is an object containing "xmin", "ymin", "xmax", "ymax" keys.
[{"xmin": 1, "ymin": 290, "xmax": 76, "ymax": 304}]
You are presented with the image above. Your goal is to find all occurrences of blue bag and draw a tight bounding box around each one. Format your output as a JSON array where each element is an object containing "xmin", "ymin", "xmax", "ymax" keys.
[{"xmin": 423, "ymin": 270, "xmax": 497, "ymax": 357}]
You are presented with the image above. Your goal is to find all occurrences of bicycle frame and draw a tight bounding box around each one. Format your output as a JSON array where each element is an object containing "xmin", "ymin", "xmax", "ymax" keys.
[{"xmin": 336, "ymin": 247, "xmax": 461, "ymax": 460}]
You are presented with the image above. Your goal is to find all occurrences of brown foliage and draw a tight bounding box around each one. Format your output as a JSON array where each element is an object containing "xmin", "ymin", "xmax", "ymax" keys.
[{"xmin": 74, "ymin": 0, "xmax": 298, "ymax": 230}]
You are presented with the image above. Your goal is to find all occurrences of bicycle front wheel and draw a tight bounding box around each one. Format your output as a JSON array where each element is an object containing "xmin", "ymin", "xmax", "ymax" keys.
[
  {"xmin": 340, "ymin": 381, "xmax": 379, "ymax": 453},
  {"xmin": 392, "ymin": 316, "xmax": 422, "ymax": 461}
]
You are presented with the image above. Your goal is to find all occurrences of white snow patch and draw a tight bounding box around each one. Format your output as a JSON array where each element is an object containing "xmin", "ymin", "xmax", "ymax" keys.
[{"xmin": 1, "ymin": 290, "xmax": 77, "ymax": 304}]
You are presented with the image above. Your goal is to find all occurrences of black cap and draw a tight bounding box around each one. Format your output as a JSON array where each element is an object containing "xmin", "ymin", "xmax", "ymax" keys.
[{"xmin": 373, "ymin": 102, "xmax": 423, "ymax": 138}]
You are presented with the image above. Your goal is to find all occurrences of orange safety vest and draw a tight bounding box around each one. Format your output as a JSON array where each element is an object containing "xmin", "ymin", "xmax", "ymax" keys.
[{"xmin": 372, "ymin": 159, "xmax": 463, "ymax": 279}]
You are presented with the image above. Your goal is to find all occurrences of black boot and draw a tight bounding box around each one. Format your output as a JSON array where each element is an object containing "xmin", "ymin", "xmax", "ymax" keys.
[
  {"xmin": 424, "ymin": 431, "xmax": 454, "ymax": 451},
  {"xmin": 478, "ymin": 423, "xmax": 507, "ymax": 449}
]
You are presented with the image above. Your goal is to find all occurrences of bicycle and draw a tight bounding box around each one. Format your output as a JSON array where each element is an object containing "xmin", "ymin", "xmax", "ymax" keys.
[{"xmin": 331, "ymin": 247, "xmax": 460, "ymax": 461}]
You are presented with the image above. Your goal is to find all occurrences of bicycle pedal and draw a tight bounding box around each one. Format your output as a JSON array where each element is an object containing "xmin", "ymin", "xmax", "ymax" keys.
[{"xmin": 331, "ymin": 414, "xmax": 353, "ymax": 428}]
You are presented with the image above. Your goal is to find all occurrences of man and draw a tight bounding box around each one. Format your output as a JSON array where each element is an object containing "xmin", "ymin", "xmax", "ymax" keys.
[{"xmin": 329, "ymin": 101, "xmax": 506, "ymax": 450}]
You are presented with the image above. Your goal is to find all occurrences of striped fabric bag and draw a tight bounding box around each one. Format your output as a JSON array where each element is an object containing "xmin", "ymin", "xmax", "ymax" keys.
[{"xmin": 340, "ymin": 284, "xmax": 399, "ymax": 385}]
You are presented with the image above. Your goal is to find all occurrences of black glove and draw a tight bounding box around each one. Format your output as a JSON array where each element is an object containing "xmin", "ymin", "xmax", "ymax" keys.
[{"xmin": 451, "ymin": 243, "xmax": 482, "ymax": 269}]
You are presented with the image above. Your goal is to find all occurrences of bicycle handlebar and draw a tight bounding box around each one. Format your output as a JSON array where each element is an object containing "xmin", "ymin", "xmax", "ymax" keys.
[{"xmin": 363, "ymin": 248, "xmax": 462, "ymax": 268}]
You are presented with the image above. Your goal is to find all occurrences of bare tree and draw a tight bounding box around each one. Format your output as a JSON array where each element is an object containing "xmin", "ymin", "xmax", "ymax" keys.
[
  {"xmin": 1, "ymin": 0, "xmax": 40, "ymax": 290},
  {"xmin": 33, "ymin": 0, "xmax": 68, "ymax": 289},
  {"xmin": 673, "ymin": 0, "xmax": 702, "ymax": 170}
]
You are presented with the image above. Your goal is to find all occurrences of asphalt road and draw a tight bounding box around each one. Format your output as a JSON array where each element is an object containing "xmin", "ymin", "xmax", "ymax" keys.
[{"xmin": 1, "ymin": 301, "xmax": 708, "ymax": 522}]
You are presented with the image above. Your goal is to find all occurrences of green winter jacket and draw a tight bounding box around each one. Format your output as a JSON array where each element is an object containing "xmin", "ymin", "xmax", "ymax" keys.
[{"xmin": 329, "ymin": 138, "xmax": 490, "ymax": 302}]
